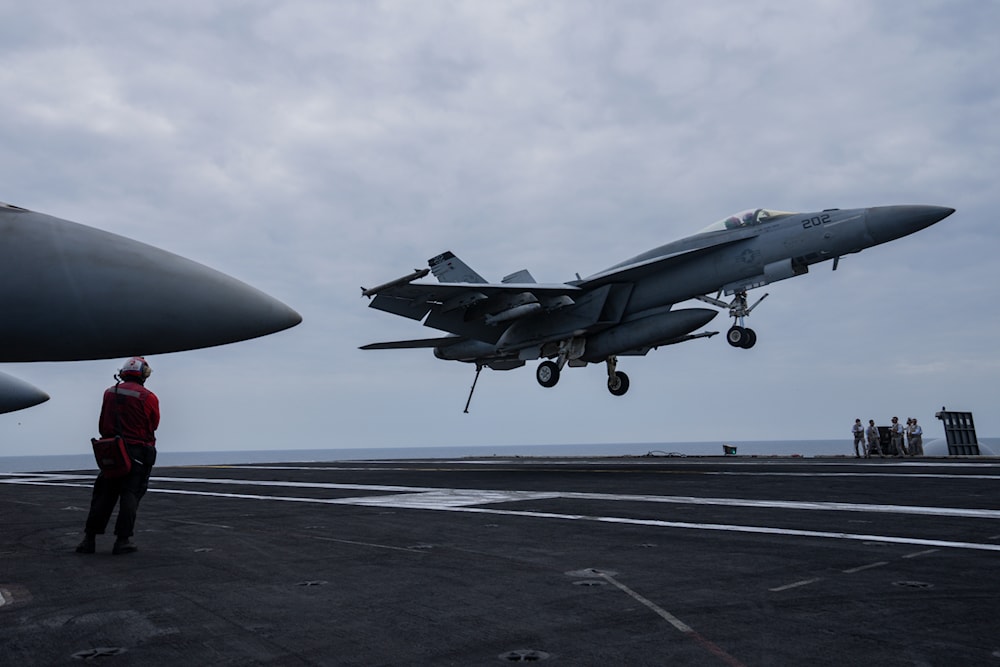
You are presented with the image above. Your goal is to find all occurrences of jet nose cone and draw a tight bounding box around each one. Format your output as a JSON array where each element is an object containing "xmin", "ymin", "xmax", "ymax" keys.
[
  {"xmin": 0, "ymin": 371, "xmax": 50, "ymax": 414},
  {"xmin": 865, "ymin": 205, "xmax": 955, "ymax": 245},
  {"xmin": 0, "ymin": 206, "xmax": 302, "ymax": 362}
]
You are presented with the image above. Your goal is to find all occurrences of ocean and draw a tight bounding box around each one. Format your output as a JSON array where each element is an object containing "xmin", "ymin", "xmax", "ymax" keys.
[{"xmin": 2, "ymin": 438, "xmax": 996, "ymax": 473}]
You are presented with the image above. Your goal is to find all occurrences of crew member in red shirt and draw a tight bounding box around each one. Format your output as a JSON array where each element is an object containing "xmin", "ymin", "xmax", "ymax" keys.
[{"xmin": 76, "ymin": 357, "xmax": 160, "ymax": 555}]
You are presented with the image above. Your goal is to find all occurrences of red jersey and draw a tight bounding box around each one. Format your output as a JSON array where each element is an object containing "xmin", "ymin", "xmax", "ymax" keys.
[{"xmin": 99, "ymin": 381, "xmax": 160, "ymax": 447}]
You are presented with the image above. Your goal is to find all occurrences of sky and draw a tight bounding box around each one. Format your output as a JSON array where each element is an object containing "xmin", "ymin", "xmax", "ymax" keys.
[{"xmin": 1, "ymin": 1, "xmax": 997, "ymax": 457}]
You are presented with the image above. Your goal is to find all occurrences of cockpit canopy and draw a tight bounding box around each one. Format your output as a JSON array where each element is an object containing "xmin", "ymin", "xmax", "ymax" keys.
[{"xmin": 699, "ymin": 208, "xmax": 796, "ymax": 234}]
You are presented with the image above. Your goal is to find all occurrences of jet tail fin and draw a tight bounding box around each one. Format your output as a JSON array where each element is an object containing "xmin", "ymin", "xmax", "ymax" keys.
[
  {"xmin": 428, "ymin": 251, "xmax": 487, "ymax": 283},
  {"xmin": 502, "ymin": 269, "xmax": 536, "ymax": 283}
]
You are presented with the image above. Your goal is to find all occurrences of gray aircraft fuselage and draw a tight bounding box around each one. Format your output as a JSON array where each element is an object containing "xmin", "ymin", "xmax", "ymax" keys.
[
  {"xmin": 594, "ymin": 205, "xmax": 938, "ymax": 314},
  {"xmin": 578, "ymin": 206, "xmax": 919, "ymax": 316}
]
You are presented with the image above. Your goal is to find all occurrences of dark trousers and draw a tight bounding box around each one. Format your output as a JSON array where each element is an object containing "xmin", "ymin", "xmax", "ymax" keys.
[{"xmin": 84, "ymin": 445, "xmax": 156, "ymax": 539}]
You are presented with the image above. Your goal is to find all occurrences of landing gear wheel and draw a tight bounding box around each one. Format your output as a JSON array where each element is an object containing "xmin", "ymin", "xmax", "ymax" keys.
[
  {"xmin": 607, "ymin": 371, "xmax": 630, "ymax": 396},
  {"xmin": 740, "ymin": 328, "xmax": 757, "ymax": 349},
  {"xmin": 536, "ymin": 360, "xmax": 560, "ymax": 388},
  {"xmin": 727, "ymin": 325, "xmax": 746, "ymax": 347}
]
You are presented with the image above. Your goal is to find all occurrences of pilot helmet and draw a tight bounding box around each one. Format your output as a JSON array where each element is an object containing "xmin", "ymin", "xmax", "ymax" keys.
[{"xmin": 119, "ymin": 356, "xmax": 152, "ymax": 382}]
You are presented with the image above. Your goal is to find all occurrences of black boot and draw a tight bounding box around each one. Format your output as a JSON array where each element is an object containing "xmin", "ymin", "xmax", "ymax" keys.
[
  {"xmin": 112, "ymin": 538, "xmax": 137, "ymax": 555},
  {"xmin": 75, "ymin": 534, "xmax": 96, "ymax": 554}
]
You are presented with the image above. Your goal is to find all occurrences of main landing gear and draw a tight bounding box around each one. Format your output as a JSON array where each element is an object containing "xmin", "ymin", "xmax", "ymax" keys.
[
  {"xmin": 535, "ymin": 356, "xmax": 630, "ymax": 396},
  {"xmin": 536, "ymin": 360, "xmax": 560, "ymax": 387},
  {"xmin": 605, "ymin": 356, "xmax": 630, "ymax": 396}
]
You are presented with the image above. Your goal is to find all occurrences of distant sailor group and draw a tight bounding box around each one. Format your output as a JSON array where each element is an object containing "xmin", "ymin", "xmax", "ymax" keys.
[{"xmin": 852, "ymin": 417, "xmax": 922, "ymax": 458}]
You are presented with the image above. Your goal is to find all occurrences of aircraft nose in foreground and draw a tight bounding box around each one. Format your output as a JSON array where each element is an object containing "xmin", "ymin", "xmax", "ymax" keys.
[
  {"xmin": 0, "ymin": 371, "xmax": 50, "ymax": 414},
  {"xmin": 865, "ymin": 205, "xmax": 955, "ymax": 245},
  {"xmin": 0, "ymin": 205, "xmax": 302, "ymax": 362}
]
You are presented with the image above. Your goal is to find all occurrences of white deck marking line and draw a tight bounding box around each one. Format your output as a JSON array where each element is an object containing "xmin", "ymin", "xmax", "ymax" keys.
[
  {"xmin": 156, "ymin": 476, "xmax": 436, "ymax": 493},
  {"xmin": 437, "ymin": 507, "xmax": 1000, "ymax": 552},
  {"xmin": 92, "ymin": 487, "xmax": 1000, "ymax": 553},
  {"xmin": 600, "ymin": 572, "xmax": 747, "ymax": 667},
  {"xmin": 711, "ymin": 472, "xmax": 1000, "ymax": 480},
  {"xmin": 769, "ymin": 578, "xmax": 823, "ymax": 592},
  {"xmin": 842, "ymin": 562, "xmax": 888, "ymax": 574},
  {"xmin": 0, "ymin": 479, "xmax": 92, "ymax": 489},
  {"xmin": 310, "ymin": 535, "xmax": 429, "ymax": 553},
  {"xmin": 0, "ymin": 474, "xmax": 438, "ymax": 493},
  {"xmin": 217, "ymin": 461, "xmax": 1000, "ymax": 469},
  {"xmin": 10, "ymin": 474, "xmax": 999, "ymax": 520},
  {"xmin": 200, "ymin": 466, "xmax": 1000, "ymax": 480},
  {"xmin": 556, "ymin": 491, "xmax": 1000, "ymax": 519},
  {"xmin": 7, "ymin": 475, "xmax": 1000, "ymax": 551},
  {"xmin": 0, "ymin": 474, "xmax": 89, "ymax": 484},
  {"xmin": 164, "ymin": 519, "xmax": 233, "ymax": 530},
  {"xmin": 600, "ymin": 572, "xmax": 692, "ymax": 632},
  {"xmin": 902, "ymin": 549, "xmax": 939, "ymax": 559},
  {"xmin": 336, "ymin": 489, "xmax": 563, "ymax": 508}
]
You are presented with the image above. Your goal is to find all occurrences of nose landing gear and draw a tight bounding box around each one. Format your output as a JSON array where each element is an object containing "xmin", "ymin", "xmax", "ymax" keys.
[
  {"xmin": 697, "ymin": 290, "xmax": 767, "ymax": 349},
  {"xmin": 726, "ymin": 324, "xmax": 757, "ymax": 349}
]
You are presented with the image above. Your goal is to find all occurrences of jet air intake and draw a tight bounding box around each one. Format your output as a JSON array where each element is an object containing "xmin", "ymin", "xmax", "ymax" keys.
[{"xmin": 582, "ymin": 308, "xmax": 717, "ymax": 362}]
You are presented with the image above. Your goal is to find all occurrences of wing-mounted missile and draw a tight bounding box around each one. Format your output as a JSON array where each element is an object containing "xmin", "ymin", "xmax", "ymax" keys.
[
  {"xmin": 539, "ymin": 294, "xmax": 575, "ymax": 312},
  {"xmin": 462, "ymin": 291, "xmax": 575, "ymax": 325},
  {"xmin": 441, "ymin": 291, "xmax": 489, "ymax": 313},
  {"xmin": 464, "ymin": 291, "xmax": 533, "ymax": 324},
  {"xmin": 361, "ymin": 268, "xmax": 431, "ymax": 298},
  {"xmin": 482, "ymin": 294, "xmax": 544, "ymax": 325},
  {"xmin": 0, "ymin": 370, "xmax": 49, "ymax": 414}
]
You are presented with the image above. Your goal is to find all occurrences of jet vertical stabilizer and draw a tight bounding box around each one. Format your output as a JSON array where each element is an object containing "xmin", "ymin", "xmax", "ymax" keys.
[{"xmin": 429, "ymin": 251, "xmax": 487, "ymax": 283}]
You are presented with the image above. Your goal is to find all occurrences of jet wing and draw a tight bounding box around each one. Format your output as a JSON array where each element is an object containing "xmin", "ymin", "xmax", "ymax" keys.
[
  {"xmin": 366, "ymin": 279, "xmax": 583, "ymax": 342},
  {"xmin": 368, "ymin": 281, "xmax": 582, "ymax": 315}
]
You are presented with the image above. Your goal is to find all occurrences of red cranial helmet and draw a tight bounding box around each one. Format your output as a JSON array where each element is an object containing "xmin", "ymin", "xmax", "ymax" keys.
[{"xmin": 119, "ymin": 356, "xmax": 152, "ymax": 381}]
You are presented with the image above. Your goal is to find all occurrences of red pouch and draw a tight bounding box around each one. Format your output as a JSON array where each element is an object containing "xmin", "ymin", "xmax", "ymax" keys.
[{"xmin": 91, "ymin": 436, "xmax": 132, "ymax": 478}]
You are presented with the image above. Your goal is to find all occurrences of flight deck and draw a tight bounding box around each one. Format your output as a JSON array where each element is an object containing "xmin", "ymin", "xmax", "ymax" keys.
[{"xmin": 2, "ymin": 456, "xmax": 999, "ymax": 665}]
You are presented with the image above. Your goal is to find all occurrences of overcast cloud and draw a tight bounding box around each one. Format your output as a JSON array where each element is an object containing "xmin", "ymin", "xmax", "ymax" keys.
[{"xmin": 1, "ymin": 1, "xmax": 997, "ymax": 457}]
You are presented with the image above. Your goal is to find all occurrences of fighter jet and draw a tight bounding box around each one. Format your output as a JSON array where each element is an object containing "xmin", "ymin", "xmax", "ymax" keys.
[
  {"xmin": 0, "ymin": 200, "xmax": 302, "ymax": 413},
  {"xmin": 361, "ymin": 205, "xmax": 953, "ymax": 409}
]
